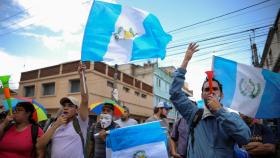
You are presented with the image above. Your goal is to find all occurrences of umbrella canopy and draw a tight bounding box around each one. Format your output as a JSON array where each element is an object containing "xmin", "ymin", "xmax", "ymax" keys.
[
  {"xmin": 89, "ymin": 99, "xmax": 124, "ymax": 117},
  {"xmin": 2, "ymin": 96, "xmax": 48, "ymax": 123}
]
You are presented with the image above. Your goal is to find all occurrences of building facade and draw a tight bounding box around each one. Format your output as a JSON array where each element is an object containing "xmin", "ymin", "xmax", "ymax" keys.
[
  {"xmin": 260, "ymin": 10, "xmax": 280, "ymax": 72},
  {"xmin": 18, "ymin": 61, "xmax": 154, "ymax": 122},
  {"xmin": 118, "ymin": 63, "xmax": 193, "ymax": 122}
]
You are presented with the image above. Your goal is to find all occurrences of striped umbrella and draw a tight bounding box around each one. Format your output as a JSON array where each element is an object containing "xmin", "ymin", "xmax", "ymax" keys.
[
  {"xmin": 2, "ymin": 96, "xmax": 48, "ymax": 123},
  {"xmin": 89, "ymin": 99, "xmax": 124, "ymax": 117}
]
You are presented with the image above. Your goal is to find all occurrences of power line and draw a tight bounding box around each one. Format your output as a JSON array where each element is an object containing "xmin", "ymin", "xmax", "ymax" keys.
[
  {"xmin": 167, "ymin": 0, "xmax": 271, "ymax": 34},
  {"xmin": 167, "ymin": 24, "xmax": 272, "ymax": 50},
  {"xmin": 169, "ymin": 16, "xmax": 274, "ymax": 45},
  {"xmin": 0, "ymin": 7, "xmax": 31, "ymax": 22},
  {"xmin": 170, "ymin": 1, "xmax": 279, "ymax": 35},
  {"xmin": 168, "ymin": 29, "xmax": 268, "ymax": 53},
  {"xmin": 165, "ymin": 39, "xmax": 269, "ymax": 63}
]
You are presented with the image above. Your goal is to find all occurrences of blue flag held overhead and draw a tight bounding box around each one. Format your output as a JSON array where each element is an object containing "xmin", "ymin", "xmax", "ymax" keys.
[
  {"xmin": 81, "ymin": 1, "xmax": 172, "ymax": 63},
  {"xmin": 213, "ymin": 56, "xmax": 280, "ymax": 118},
  {"xmin": 106, "ymin": 121, "xmax": 168, "ymax": 158}
]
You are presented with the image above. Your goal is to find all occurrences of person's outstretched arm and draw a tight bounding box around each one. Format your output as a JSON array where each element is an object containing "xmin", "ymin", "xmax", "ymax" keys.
[
  {"xmin": 78, "ymin": 62, "xmax": 89, "ymax": 121},
  {"xmin": 169, "ymin": 43, "xmax": 200, "ymax": 124}
]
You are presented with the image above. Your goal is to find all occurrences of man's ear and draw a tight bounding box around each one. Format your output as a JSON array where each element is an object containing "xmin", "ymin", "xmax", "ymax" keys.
[{"xmin": 220, "ymin": 93, "xmax": 224, "ymax": 100}]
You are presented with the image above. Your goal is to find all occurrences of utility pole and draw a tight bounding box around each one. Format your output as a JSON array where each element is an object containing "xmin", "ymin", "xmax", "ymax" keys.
[{"xmin": 250, "ymin": 29, "xmax": 259, "ymax": 67}]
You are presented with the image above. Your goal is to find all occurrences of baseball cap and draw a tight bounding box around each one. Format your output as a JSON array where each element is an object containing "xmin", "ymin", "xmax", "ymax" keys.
[
  {"xmin": 60, "ymin": 96, "xmax": 80, "ymax": 108},
  {"xmin": 156, "ymin": 102, "xmax": 172, "ymax": 110}
]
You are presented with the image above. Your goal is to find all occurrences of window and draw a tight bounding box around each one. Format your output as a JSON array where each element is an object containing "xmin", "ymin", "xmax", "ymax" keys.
[
  {"xmin": 24, "ymin": 85, "xmax": 35, "ymax": 97},
  {"xmin": 157, "ymin": 78, "xmax": 161, "ymax": 87},
  {"xmin": 70, "ymin": 79, "xmax": 80, "ymax": 93},
  {"xmin": 134, "ymin": 91, "xmax": 140, "ymax": 96},
  {"xmin": 141, "ymin": 93, "xmax": 147, "ymax": 98},
  {"xmin": 42, "ymin": 82, "xmax": 55, "ymax": 96},
  {"xmin": 107, "ymin": 81, "xmax": 114, "ymax": 88},
  {"xmin": 123, "ymin": 87, "xmax": 130, "ymax": 93}
]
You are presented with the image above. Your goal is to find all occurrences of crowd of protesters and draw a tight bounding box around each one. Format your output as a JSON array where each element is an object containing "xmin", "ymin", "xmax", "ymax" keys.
[{"xmin": 0, "ymin": 45, "xmax": 279, "ymax": 158}]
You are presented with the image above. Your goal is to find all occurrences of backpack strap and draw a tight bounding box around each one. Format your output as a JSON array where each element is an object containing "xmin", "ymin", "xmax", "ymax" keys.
[
  {"xmin": 72, "ymin": 117, "xmax": 86, "ymax": 158},
  {"xmin": 85, "ymin": 123, "xmax": 96, "ymax": 158},
  {"xmin": 31, "ymin": 124, "xmax": 39, "ymax": 157},
  {"xmin": 189, "ymin": 109, "xmax": 204, "ymax": 148}
]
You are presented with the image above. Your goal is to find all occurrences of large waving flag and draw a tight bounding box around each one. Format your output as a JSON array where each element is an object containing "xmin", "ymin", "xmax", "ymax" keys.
[
  {"xmin": 81, "ymin": 1, "xmax": 172, "ymax": 63},
  {"xmin": 106, "ymin": 121, "xmax": 168, "ymax": 158},
  {"xmin": 213, "ymin": 56, "xmax": 280, "ymax": 118}
]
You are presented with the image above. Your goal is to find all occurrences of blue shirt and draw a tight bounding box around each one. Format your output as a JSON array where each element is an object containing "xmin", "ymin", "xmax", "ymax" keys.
[{"xmin": 169, "ymin": 68, "xmax": 251, "ymax": 158}]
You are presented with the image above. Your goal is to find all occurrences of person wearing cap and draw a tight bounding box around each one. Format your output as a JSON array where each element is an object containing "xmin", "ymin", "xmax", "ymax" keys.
[
  {"xmin": 169, "ymin": 43, "xmax": 251, "ymax": 158},
  {"xmin": 37, "ymin": 62, "xmax": 89, "ymax": 158},
  {"xmin": 145, "ymin": 101, "xmax": 172, "ymax": 129},
  {"xmin": 115, "ymin": 106, "xmax": 138, "ymax": 128},
  {"xmin": 0, "ymin": 102, "xmax": 44, "ymax": 158},
  {"xmin": 88, "ymin": 103, "xmax": 120, "ymax": 158}
]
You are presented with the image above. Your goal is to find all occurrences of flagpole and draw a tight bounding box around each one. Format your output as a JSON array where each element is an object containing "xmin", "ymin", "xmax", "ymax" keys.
[{"xmin": 81, "ymin": 61, "xmax": 87, "ymax": 95}]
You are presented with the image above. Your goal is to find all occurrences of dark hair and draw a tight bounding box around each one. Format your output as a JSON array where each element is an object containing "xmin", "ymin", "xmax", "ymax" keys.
[
  {"xmin": 103, "ymin": 103, "xmax": 114, "ymax": 111},
  {"xmin": 122, "ymin": 106, "xmax": 129, "ymax": 113},
  {"xmin": 154, "ymin": 107, "xmax": 163, "ymax": 114},
  {"xmin": 201, "ymin": 77, "xmax": 223, "ymax": 93},
  {"xmin": 16, "ymin": 102, "xmax": 36, "ymax": 124}
]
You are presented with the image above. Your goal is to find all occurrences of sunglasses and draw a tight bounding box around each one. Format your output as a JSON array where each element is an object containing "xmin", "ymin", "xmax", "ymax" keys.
[
  {"xmin": 14, "ymin": 108, "xmax": 25, "ymax": 112},
  {"xmin": 63, "ymin": 103, "xmax": 77, "ymax": 108},
  {"xmin": 203, "ymin": 87, "xmax": 219, "ymax": 92}
]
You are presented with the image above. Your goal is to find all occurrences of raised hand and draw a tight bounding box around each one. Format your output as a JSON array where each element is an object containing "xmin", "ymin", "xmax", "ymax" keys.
[
  {"xmin": 206, "ymin": 94, "xmax": 222, "ymax": 112},
  {"xmin": 78, "ymin": 61, "xmax": 86, "ymax": 75},
  {"xmin": 53, "ymin": 115, "xmax": 67, "ymax": 128},
  {"xmin": 180, "ymin": 42, "xmax": 199, "ymax": 69}
]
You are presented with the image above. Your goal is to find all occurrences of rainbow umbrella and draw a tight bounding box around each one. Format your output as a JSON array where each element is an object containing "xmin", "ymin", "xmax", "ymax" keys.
[
  {"xmin": 2, "ymin": 96, "xmax": 48, "ymax": 123},
  {"xmin": 89, "ymin": 99, "xmax": 124, "ymax": 117}
]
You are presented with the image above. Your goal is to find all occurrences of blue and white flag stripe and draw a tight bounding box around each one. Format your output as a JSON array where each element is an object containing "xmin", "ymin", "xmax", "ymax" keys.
[
  {"xmin": 213, "ymin": 56, "xmax": 280, "ymax": 118},
  {"xmin": 82, "ymin": 1, "xmax": 172, "ymax": 63},
  {"xmin": 106, "ymin": 121, "xmax": 168, "ymax": 158}
]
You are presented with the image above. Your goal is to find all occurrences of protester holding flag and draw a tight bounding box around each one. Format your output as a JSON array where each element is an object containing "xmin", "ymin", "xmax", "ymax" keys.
[
  {"xmin": 240, "ymin": 113, "xmax": 276, "ymax": 158},
  {"xmin": 88, "ymin": 103, "xmax": 120, "ymax": 158},
  {"xmin": 169, "ymin": 43, "xmax": 251, "ymax": 158},
  {"xmin": 36, "ymin": 63, "xmax": 89, "ymax": 158},
  {"xmin": 0, "ymin": 102, "xmax": 44, "ymax": 158}
]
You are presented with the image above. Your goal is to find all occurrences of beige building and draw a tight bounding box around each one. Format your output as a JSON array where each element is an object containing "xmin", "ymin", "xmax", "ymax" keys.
[
  {"xmin": 260, "ymin": 9, "xmax": 280, "ymax": 72},
  {"xmin": 18, "ymin": 61, "xmax": 154, "ymax": 122},
  {"xmin": 118, "ymin": 63, "xmax": 193, "ymax": 123}
]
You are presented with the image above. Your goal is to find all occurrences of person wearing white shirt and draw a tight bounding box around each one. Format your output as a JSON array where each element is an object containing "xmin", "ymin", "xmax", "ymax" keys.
[{"xmin": 115, "ymin": 106, "xmax": 138, "ymax": 128}]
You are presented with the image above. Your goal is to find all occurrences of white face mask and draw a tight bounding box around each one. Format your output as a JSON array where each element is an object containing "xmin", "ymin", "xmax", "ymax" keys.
[{"xmin": 100, "ymin": 114, "xmax": 112, "ymax": 129}]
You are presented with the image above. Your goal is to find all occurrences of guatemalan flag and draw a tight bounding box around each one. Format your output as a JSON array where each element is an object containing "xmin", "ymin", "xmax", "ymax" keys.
[
  {"xmin": 213, "ymin": 56, "xmax": 280, "ymax": 118},
  {"xmin": 81, "ymin": 0, "xmax": 172, "ymax": 63},
  {"xmin": 106, "ymin": 121, "xmax": 168, "ymax": 158}
]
